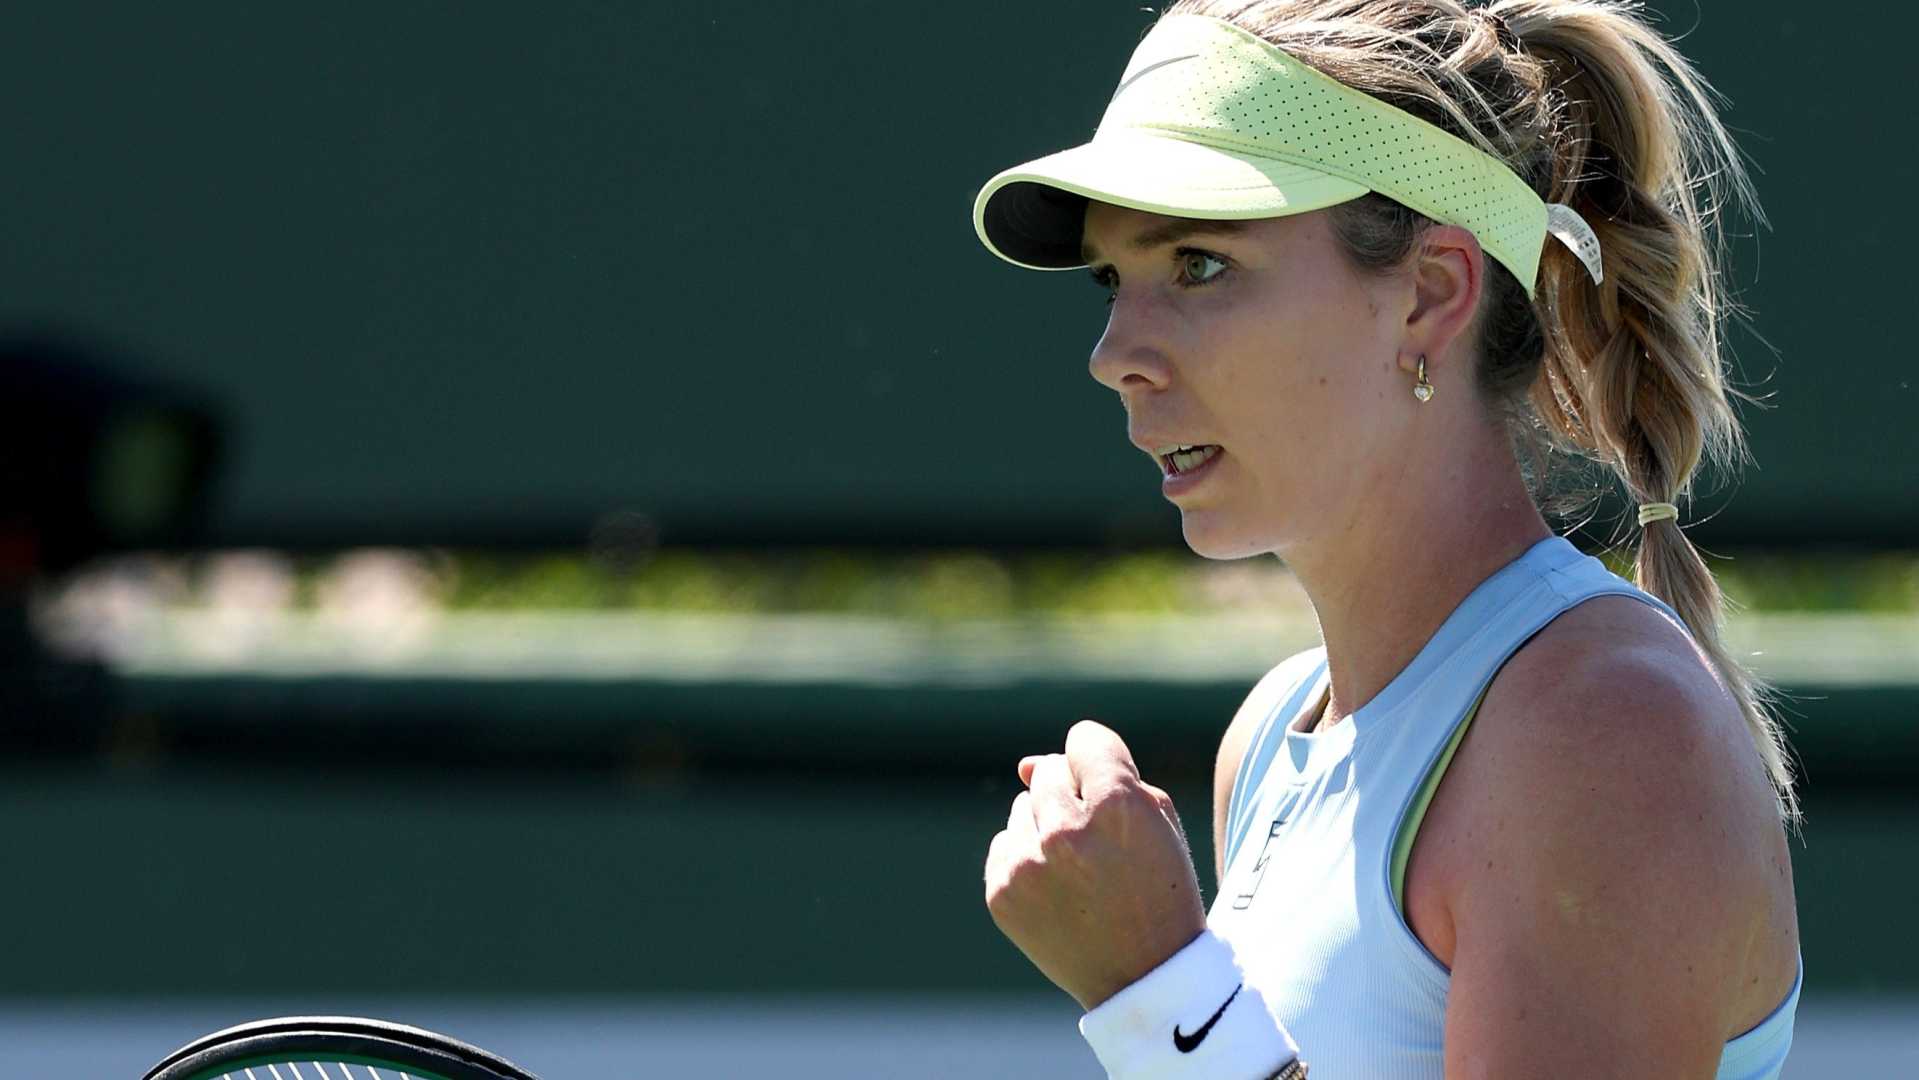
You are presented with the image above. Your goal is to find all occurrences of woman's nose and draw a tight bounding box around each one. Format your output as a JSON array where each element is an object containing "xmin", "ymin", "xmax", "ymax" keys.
[{"xmin": 1087, "ymin": 301, "xmax": 1172, "ymax": 395}]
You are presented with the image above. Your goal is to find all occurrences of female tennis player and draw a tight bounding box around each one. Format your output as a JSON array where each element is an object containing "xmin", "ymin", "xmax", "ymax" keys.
[{"xmin": 974, "ymin": 2, "xmax": 1802, "ymax": 1077}]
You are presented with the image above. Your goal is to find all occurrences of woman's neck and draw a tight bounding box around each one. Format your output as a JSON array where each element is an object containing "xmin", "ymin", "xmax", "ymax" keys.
[{"xmin": 1280, "ymin": 445, "xmax": 1550, "ymax": 732}]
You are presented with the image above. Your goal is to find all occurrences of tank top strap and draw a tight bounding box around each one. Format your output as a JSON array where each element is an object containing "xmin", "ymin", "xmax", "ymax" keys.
[
  {"xmin": 1355, "ymin": 536, "xmax": 1692, "ymax": 767},
  {"xmin": 1543, "ymin": 545, "xmax": 1695, "ymax": 645}
]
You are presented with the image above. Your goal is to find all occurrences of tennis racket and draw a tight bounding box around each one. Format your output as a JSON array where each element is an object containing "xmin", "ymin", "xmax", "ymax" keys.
[{"xmin": 143, "ymin": 1015, "xmax": 543, "ymax": 1080}]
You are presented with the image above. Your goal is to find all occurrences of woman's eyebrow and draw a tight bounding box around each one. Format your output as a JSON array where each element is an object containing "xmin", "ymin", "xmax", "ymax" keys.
[{"xmin": 1081, "ymin": 219, "xmax": 1249, "ymax": 264}]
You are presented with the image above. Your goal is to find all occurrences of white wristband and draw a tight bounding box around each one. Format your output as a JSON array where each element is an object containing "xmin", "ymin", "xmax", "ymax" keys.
[{"xmin": 1078, "ymin": 928, "xmax": 1301, "ymax": 1080}]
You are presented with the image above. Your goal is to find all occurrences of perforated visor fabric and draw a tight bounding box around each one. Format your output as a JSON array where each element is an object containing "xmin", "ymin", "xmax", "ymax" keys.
[
  {"xmin": 980, "ymin": 133, "xmax": 1368, "ymax": 268},
  {"xmin": 974, "ymin": 14, "xmax": 1554, "ymax": 297}
]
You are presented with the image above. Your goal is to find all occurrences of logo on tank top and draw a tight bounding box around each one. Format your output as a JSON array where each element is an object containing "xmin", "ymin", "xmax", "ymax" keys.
[{"xmin": 1231, "ymin": 783, "xmax": 1305, "ymax": 910}]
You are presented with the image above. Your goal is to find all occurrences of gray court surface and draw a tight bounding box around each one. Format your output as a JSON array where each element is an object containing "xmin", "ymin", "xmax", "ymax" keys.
[{"xmin": 8, "ymin": 995, "xmax": 1916, "ymax": 1078}]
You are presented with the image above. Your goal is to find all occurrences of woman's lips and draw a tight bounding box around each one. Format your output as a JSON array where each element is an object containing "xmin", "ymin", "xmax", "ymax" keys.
[{"xmin": 1162, "ymin": 445, "xmax": 1223, "ymax": 496}]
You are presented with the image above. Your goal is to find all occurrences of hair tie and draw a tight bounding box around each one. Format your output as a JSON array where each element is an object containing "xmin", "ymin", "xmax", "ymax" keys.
[{"xmin": 1637, "ymin": 502, "xmax": 1679, "ymax": 527}]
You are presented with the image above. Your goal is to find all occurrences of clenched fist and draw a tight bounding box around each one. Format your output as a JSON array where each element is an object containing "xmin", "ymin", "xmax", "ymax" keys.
[{"xmin": 983, "ymin": 718, "xmax": 1207, "ymax": 1010}]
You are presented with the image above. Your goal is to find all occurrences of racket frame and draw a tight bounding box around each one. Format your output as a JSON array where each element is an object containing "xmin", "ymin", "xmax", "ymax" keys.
[{"xmin": 143, "ymin": 1015, "xmax": 542, "ymax": 1080}]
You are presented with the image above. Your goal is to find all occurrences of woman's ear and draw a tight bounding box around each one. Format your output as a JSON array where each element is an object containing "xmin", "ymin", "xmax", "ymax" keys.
[{"xmin": 1404, "ymin": 224, "xmax": 1485, "ymax": 367}]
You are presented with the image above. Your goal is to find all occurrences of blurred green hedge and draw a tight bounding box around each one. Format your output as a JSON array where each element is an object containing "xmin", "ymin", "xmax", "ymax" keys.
[{"xmin": 175, "ymin": 546, "xmax": 1919, "ymax": 617}]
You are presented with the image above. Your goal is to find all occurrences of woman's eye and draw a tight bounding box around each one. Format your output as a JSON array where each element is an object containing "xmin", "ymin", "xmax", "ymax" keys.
[
  {"xmin": 1089, "ymin": 268, "xmax": 1118, "ymax": 306},
  {"xmin": 1179, "ymin": 251, "xmax": 1229, "ymax": 286},
  {"xmin": 1091, "ymin": 253, "xmax": 1222, "ymax": 307}
]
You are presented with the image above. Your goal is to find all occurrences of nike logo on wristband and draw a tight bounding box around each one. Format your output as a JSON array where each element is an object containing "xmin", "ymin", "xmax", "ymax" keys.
[{"xmin": 1172, "ymin": 983, "xmax": 1242, "ymax": 1053}]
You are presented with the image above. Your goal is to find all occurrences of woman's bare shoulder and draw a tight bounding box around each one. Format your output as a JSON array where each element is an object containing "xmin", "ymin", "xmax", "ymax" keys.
[{"xmin": 1415, "ymin": 593, "xmax": 1799, "ymax": 1038}]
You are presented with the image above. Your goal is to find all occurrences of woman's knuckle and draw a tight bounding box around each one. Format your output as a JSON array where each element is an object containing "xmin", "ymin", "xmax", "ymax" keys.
[
  {"xmin": 1086, "ymin": 782, "xmax": 1144, "ymax": 819},
  {"xmin": 1038, "ymin": 820, "xmax": 1090, "ymax": 859}
]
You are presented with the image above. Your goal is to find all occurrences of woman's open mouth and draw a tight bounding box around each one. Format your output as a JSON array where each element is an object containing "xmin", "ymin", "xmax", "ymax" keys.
[{"xmin": 1159, "ymin": 443, "xmax": 1223, "ymax": 496}]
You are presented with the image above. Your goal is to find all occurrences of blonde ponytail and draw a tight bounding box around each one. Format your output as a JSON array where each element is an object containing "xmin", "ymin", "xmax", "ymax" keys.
[
  {"xmin": 1165, "ymin": 0, "xmax": 1800, "ymax": 823},
  {"xmin": 1505, "ymin": 0, "xmax": 1796, "ymax": 825}
]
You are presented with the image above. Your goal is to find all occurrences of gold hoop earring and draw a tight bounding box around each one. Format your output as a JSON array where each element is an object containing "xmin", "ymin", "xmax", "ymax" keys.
[{"xmin": 1413, "ymin": 355, "xmax": 1435, "ymax": 402}]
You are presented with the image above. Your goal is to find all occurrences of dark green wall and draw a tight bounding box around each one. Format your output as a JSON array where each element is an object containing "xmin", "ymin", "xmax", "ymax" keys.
[
  {"xmin": 6, "ymin": 765, "xmax": 1911, "ymax": 998},
  {"xmin": 0, "ymin": 670, "xmax": 1901, "ymax": 997},
  {"xmin": 1, "ymin": 3, "xmax": 1909, "ymax": 548}
]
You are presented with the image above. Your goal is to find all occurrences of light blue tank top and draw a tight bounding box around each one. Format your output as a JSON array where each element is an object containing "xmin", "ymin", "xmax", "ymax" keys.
[{"xmin": 1210, "ymin": 534, "xmax": 1801, "ymax": 1079}]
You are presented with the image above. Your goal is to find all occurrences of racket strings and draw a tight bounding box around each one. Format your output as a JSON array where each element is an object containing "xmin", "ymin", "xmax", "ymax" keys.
[{"xmin": 221, "ymin": 1066, "xmax": 423, "ymax": 1080}]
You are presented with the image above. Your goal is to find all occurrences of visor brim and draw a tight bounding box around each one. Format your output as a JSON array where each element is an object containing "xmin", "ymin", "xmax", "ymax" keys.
[{"xmin": 973, "ymin": 132, "xmax": 1372, "ymax": 270}]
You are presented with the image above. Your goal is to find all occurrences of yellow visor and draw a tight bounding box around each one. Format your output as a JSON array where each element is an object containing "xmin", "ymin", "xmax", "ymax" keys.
[{"xmin": 972, "ymin": 14, "xmax": 1603, "ymax": 299}]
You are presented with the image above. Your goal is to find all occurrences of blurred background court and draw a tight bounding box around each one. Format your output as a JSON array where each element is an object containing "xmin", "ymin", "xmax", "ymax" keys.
[{"xmin": 2, "ymin": 2, "xmax": 1914, "ymax": 1075}]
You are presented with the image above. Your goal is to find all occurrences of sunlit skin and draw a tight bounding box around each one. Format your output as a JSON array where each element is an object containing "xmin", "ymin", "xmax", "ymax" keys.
[
  {"xmin": 984, "ymin": 199, "xmax": 1801, "ymax": 1072},
  {"xmin": 1080, "ymin": 200, "xmax": 1552, "ymax": 724}
]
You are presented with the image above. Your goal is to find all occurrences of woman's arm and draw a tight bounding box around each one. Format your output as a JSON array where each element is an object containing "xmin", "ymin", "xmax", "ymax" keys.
[
  {"xmin": 1437, "ymin": 637, "xmax": 1793, "ymax": 1078},
  {"xmin": 986, "ymin": 719, "xmax": 1307, "ymax": 1080}
]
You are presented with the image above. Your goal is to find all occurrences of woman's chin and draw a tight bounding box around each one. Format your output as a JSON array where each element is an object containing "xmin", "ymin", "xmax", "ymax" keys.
[{"xmin": 1179, "ymin": 513, "xmax": 1269, "ymax": 560}]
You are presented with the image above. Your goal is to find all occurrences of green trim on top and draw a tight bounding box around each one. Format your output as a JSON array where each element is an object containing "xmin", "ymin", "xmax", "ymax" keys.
[{"xmin": 1391, "ymin": 685, "xmax": 1491, "ymax": 916}]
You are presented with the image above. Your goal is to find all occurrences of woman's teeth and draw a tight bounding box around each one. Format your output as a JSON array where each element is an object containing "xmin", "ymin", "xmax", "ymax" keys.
[{"xmin": 1169, "ymin": 445, "xmax": 1220, "ymax": 474}]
